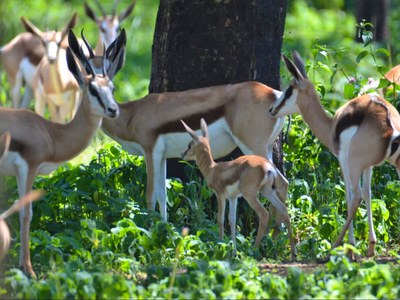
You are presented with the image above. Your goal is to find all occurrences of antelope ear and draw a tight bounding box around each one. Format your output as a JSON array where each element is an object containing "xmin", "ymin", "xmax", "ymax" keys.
[
  {"xmin": 60, "ymin": 12, "xmax": 78, "ymax": 43},
  {"xmin": 181, "ymin": 120, "xmax": 199, "ymax": 143},
  {"xmin": 118, "ymin": 1, "xmax": 136, "ymax": 21},
  {"xmin": 282, "ymin": 54, "xmax": 304, "ymax": 86},
  {"xmin": 200, "ymin": 118, "xmax": 209, "ymax": 140},
  {"xmin": 66, "ymin": 47, "xmax": 85, "ymax": 90},
  {"xmin": 107, "ymin": 45, "xmax": 126, "ymax": 80},
  {"xmin": 84, "ymin": 2, "xmax": 98, "ymax": 22},
  {"xmin": 21, "ymin": 17, "xmax": 43, "ymax": 37},
  {"xmin": 291, "ymin": 50, "xmax": 308, "ymax": 79}
]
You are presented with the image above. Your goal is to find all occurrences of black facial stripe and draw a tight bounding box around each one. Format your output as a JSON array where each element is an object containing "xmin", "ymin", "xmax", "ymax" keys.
[
  {"xmin": 390, "ymin": 136, "xmax": 400, "ymax": 157},
  {"xmin": 275, "ymin": 85, "xmax": 294, "ymax": 111},
  {"xmin": 89, "ymin": 85, "xmax": 106, "ymax": 109}
]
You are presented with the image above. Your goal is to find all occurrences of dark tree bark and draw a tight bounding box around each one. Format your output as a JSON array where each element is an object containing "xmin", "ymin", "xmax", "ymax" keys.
[
  {"xmin": 355, "ymin": 0, "xmax": 390, "ymax": 42},
  {"xmin": 149, "ymin": 0, "xmax": 287, "ymax": 181}
]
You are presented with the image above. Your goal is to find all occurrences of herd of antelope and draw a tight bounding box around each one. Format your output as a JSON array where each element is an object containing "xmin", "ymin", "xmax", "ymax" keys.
[{"xmin": 0, "ymin": 0, "xmax": 400, "ymax": 278}]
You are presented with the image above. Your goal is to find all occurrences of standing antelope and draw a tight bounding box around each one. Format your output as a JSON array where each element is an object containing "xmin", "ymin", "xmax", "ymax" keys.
[
  {"xmin": 84, "ymin": 0, "xmax": 136, "ymax": 55},
  {"xmin": 0, "ymin": 29, "xmax": 125, "ymax": 277},
  {"xmin": 19, "ymin": 16, "xmax": 81, "ymax": 123},
  {"xmin": 181, "ymin": 119, "xmax": 296, "ymax": 258},
  {"xmin": 96, "ymin": 81, "xmax": 286, "ymax": 222},
  {"xmin": 269, "ymin": 50, "xmax": 400, "ymax": 259},
  {"xmin": 0, "ymin": 13, "xmax": 78, "ymax": 110}
]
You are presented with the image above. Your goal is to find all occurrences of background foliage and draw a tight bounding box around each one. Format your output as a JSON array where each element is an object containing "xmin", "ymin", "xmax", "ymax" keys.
[{"xmin": 1, "ymin": 0, "xmax": 400, "ymax": 299}]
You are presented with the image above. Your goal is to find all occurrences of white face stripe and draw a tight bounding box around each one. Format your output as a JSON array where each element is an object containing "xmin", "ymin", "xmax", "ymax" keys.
[
  {"xmin": 269, "ymin": 85, "xmax": 300, "ymax": 117},
  {"xmin": 46, "ymin": 42, "xmax": 59, "ymax": 61}
]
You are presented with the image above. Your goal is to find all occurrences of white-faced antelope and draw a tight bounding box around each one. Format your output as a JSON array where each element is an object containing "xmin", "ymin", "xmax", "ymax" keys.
[
  {"xmin": 181, "ymin": 119, "xmax": 296, "ymax": 257},
  {"xmin": 0, "ymin": 29, "xmax": 125, "ymax": 277},
  {"xmin": 0, "ymin": 13, "xmax": 78, "ymax": 110},
  {"xmin": 269, "ymin": 50, "xmax": 400, "ymax": 259},
  {"xmin": 84, "ymin": 0, "xmax": 136, "ymax": 55},
  {"xmin": 19, "ymin": 17, "xmax": 81, "ymax": 123}
]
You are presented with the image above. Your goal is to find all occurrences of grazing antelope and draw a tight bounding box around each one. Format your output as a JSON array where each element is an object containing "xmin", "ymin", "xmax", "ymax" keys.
[
  {"xmin": 67, "ymin": 34, "xmax": 287, "ymax": 224},
  {"xmin": 84, "ymin": 0, "xmax": 136, "ymax": 55},
  {"xmin": 19, "ymin": 17, "xmax": 81, "ymax": 123},
  {"xmin": 0, "ymin": 13, "xmax": 78, "ymax": 110},
  {"xmin": 96, "ymin": 81, "xmax": 286, "ymax": 222},
  {"xmin": 269, "ymin": 50, "xmax": 400, "ymax": 259},
  {"xmin": 181, "ymin": 119, "xmax": 296, "ymax": 258},
  {"xmin": 0, "ymin": 29, "xmax": 125, "ymax": 277}
]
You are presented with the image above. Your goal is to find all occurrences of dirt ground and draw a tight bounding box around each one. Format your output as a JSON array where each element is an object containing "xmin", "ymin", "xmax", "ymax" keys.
[{"xmin": 258, "ymin": 256, "xmax": 399, "ymax": 277}]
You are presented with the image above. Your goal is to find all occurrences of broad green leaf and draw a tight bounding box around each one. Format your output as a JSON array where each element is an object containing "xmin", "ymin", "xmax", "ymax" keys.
[{"xmin": 356, "ymin": 51, "xmax": 369, "ymax": 63}]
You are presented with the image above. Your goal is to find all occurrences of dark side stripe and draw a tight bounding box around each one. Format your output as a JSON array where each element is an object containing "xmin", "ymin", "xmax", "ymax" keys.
[{"xmin": 156, "ymin": 105, "xmax": 225, "ymax": 134}]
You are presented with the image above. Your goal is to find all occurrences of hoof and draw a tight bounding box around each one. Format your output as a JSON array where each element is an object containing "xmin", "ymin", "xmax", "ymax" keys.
[
  {"xmin": 20, "ymin": 264, "xmax": 36, "ymax": 279},
  {"xmin": 347, "ymin": 249, "xmax": 355, "ymax": 261},
  {"xmin": 366, "ymin": 245, "xmax": 376, "ymax": 257}
]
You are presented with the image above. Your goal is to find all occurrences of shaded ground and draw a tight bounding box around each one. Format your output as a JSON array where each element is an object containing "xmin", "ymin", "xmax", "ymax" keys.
[{"xmin": 259, "ymin": 256, "xmax": 399, "ymax": 277}]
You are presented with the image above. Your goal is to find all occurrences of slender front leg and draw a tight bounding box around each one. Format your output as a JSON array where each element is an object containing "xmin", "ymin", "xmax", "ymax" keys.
[
  {"xmin": 332, "ymin": 166, "xmax": 363, "ymax": 259},
  {"xmin": 363, "ymin": 167, "xmax": 376, "ymax": 257},
  {"xmin": 216, "ymin": 193, "xmax": 226, "ymax": 241},
  {"xmin": 34, "ymin": 90, "xmax": 46, "ymax": 118},
  {"xmin": 228, "ymin": 197, "xmax": 238, "ymax": 255},
  {"xmin": 20, "ymin": 86, "xmax": 33, "ymax": 110},
  {"xmin": 11, "ymin": 71, "xmax": 23, "ymax": 109},
  {"xmin": 17, "ymin": 165, "xmax": 37, "ymax": 278},
  {"xmin": 157, "ymin": 157, "xmax": 167, "ymax": 221}
]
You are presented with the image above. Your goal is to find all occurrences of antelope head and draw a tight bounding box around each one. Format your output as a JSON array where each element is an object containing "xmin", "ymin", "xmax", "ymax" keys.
[
  {"xmin": 269, "ymin": 50, "xmax": 310, "ymax": 118},
  {"xmin": 21, "ymin": 13, "xmax": 78, "ymax": 64},
  {"xmin": 84, "ymin": 0, "xmax": 135, "ymax": 48}
]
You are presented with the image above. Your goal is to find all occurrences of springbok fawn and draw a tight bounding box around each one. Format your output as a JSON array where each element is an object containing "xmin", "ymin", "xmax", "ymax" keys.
[
  {"xmin": 269, "ymin": 49, "xmax": 400, "ymax": 259},
  {"xmin": 181, "ymin": 118, "xmax": 296, "ymax": 258}
]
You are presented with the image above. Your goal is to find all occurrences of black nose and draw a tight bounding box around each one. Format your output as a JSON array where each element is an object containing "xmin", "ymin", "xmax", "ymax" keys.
[{"xmin": 107, "ymin": 106, "xmax": 119, "ymax": 118}]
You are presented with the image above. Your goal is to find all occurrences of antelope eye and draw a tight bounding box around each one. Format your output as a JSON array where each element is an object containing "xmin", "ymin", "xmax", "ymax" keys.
[
  {"xmin": 187, "ymin": 144, "xmax": 191, "ymax": 150},
  {"xmin": 88, "ymin": 84, "xmax": 98, "ymax": 95},
  {"xmin": 100, "ymin": 26, "xmax": 106, "ymax": 33}
]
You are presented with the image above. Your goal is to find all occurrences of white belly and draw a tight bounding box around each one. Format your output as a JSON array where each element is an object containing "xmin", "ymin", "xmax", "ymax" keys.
[
  {"xmin": 223, "ymin": 181, "xmax": 241, "ymax": 199},
  {"xmin": 0, "ymin": 151, "xmax": 62, "ymax": 177},
  {"xmin": 163, "ymin": 118, "xmax": 237, "ymax": 159},
  {"xmin": 118, "ymin": 140, "xmax": 145, "ymax": 157},
  {"xmin": 37, "ymin": 161, "xmax": 63, "ymax": 175}
]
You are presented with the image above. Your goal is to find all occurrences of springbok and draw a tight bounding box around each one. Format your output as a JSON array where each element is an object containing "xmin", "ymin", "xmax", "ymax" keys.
[
  {"xmin": 84, "ymin": 0, "xmax": 136, "ymax": 55},
  {"xmin": 18, "ymin": 16, "xmax": 81, "ymax": 122},
  {"xmin": 181, "ymin": 119, "xmax": 296, "ymax": 258},
  {"xmin": 0, "ymin": 132, "xmax": 44, "ymax": 264},
  {"xmin": 269, "ymin": 50, "xmax": 400, "ymax": 259},
  {"xmin": 96, "ymin": 82, "xmax": 286, "ymax": 222},
  {"xmin": 0, "ymin": 13, "xmax": 78, "ymax": 110},
  {"xmin": 0, "ymin": 29, "xmax": 125, "ymax": 277}
]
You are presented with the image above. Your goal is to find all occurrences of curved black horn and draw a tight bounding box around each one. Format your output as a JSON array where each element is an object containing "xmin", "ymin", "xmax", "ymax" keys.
[
  {"xmin": 102, "ymin": 44, "xmax": 107, "ymax": 77},
  {"xmin": 79, "ymin": 45, "xmax": 96, "ymax": 77},
  {"xmin": 80, "ymin": 29, "xmax": 95, "ymax": 59},
  {"xmin": 112, "ymin": 0, "xmax": 120, "ymax": 16},
  {"xmin": 94, "ymin": 0, "xmax": 106, "ymax": 17}
]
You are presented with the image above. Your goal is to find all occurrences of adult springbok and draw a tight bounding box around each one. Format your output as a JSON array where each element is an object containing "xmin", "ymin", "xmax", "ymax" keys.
[
  {"xmin": 181, "ymin": 119, "xmax": 296, "ymax": 258},
  {"xmin": 269, "ymin": 50, "xmax": 400, "ymax": 259},
  {"xmin": 84, "ymin": 0, "xmax": 136, "ymax": 55},
  {"xmin": 0, "ymin": 132, "xmax": 44, "ymax": 264},
  {"xmin": 0, "ymin": 29, "xmax": 125, "ymax": 277},
  {"xmin": 20, "ymin": 17, "xmax": 81, "ymax": 122},
  {"xmin": 98, "ymin": 82, "xmax": 285, "ymax": 222},
  {"xmin": 0, "ymin": 13, "xmax": 78, "ymax": 110}
]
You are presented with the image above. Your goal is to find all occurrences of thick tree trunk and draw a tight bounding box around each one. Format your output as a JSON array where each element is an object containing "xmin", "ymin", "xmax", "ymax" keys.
[{"xmin": 149, "ymin": 0, "xmax": 287, "ymax": 180}]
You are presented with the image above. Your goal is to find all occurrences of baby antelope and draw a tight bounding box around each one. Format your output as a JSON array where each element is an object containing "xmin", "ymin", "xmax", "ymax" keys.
[{"xmin": 181, "ymin": 119, "xmax": 296, "ymax": 258}]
